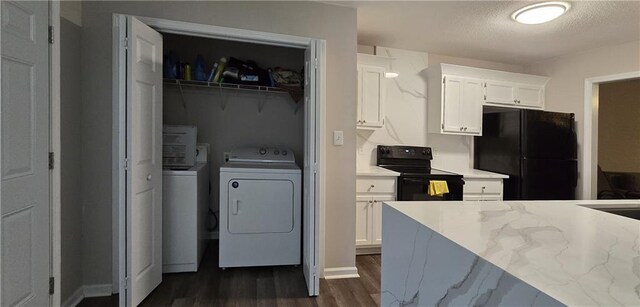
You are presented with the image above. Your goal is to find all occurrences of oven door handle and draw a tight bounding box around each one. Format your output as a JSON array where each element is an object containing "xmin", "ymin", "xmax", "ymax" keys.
[{"xmin": 402, "ymin": 177, "xmax": 466, "ymax": 185}]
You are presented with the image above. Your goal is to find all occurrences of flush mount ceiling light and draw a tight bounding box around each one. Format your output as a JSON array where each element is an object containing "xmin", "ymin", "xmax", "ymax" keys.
[
  {"xmin": 512, "ymin": 2, "xmax": 570, "ymax": 25},
  {"xmin": 384, "ymin": 72, "xmax": 399, "ymax": 78}
]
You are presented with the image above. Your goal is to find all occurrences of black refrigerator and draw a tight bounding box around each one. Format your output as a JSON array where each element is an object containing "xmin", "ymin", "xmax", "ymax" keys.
[{"xmin": 474, "ymin": 109, "xmax": 578, "ymax": 200}]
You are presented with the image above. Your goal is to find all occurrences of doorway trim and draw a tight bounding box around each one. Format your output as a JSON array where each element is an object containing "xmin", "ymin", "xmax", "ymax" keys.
[
  {"xmin": 112, "ymin": 14, "xmax": 326, "ymax": 303},
  {"xmin": 582, "ymin": 70, "xmax": 640, "ymax": 199}
]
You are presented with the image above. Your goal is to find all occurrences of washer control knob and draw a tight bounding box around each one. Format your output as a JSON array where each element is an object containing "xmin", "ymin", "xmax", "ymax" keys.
[
  {"xmin": 232, "ymin": 182, "xmax": 239, "ymax": 188},
  {"xmin": 282, "ymin": 150, "xmax": 288, "ymax": 156},
  {"xmin": 259, "ymin": 148, "xmax": 267, "ymax": 155},
  {"xmin": 274, "ymin": 149, "xmax": 280, "ymax": 155}
]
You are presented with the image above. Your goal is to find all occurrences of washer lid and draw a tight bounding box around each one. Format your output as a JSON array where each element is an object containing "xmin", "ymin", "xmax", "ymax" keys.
[{"xmin": 228, "ymin": 146, "xmax": 295, "ymax": 164}]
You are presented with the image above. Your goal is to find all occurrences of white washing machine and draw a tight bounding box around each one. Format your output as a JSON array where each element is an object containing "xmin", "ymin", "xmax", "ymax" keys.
[
  {"xmin": 219, "ymin": 147, "xmax": 301, "ymax": 268},
  {"xmin": 162, "ymin": 143, "xmax": 210, "ymax": 273}
]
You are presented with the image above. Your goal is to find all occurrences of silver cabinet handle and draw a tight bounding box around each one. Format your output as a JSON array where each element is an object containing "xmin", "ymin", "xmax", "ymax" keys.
[
  {"xmin": 146, "ymin": 174, "xmax": 152, "ymax": 181},
  {"xmin": 370, "ymin": 184, "xmax": 375, "ymax": 189},
  {"xmin": 513, "ymin": 99, "xmax": 517, "ymax": 103}
]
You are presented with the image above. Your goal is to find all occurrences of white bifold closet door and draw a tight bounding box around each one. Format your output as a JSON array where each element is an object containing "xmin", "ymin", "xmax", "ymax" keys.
[
  {"xmin": 125, "ymin": 16, "xmax": 163, "ymax": 306},
  {"xmin": 1, "ymin": 1, "xmax": 51, "ymax": 306},
  {"xmin": 303, "ymin": 40, "xmax": 320, "ymax": 297}
]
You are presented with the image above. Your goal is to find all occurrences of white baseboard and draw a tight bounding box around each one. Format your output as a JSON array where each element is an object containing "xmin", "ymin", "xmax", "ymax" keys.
[
  {"xmin": 323, "ymin": 267, "xmax": 359, "ymax": 279},
  {"xmin": 61, "ymin": 286, "xmax": 84, "ymax": 307},
  {"xmin": 83, "ymin": 284, "xmax": 113, "ymax": 297},
  {"xmin": 61, "ymin": 284, "xmax": 112, "ymax": 307},
  {"xmin": 356, "ymin": 246, "xmax": 381, "ymax": 255}
]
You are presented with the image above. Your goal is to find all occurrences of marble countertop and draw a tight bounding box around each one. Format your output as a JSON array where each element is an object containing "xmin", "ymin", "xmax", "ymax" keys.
[
  {"xmin": 384, "ymin": 200, "xmax": 640, "ymax": 306},
  {"xmin": 433, "ymin": 167, "xmax": 509, "ymax": 179},
  {"xmin": 356, "ymin": 166, "xmax": 400, "ymax": 177}
]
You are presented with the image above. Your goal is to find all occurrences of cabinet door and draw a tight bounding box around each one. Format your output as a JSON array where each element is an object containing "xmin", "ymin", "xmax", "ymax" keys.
[
  {"xmin": 516, "ymin": 84, "xmax": 544, "ymax": 108},
  {"xmin": 442, "ymin": 76, "xmax": 463, "ymax": 133},
  {"xmin": 372, "ymin": 196, "xmax": 394, "ymax": 245},
  {"xmin": 355, "ymin": 198, "xmax": 372, "ymax": 246},
  {"xmin": 460, "ymin": 78, "xmax": 483, "ymax": 134},
  {"xmin": 359, "ymin": 65, "xmax": 385, "ymax": 127},
  {"xmin": 485, "ymin": 80, "xmax": 516, "ymax": 105}
]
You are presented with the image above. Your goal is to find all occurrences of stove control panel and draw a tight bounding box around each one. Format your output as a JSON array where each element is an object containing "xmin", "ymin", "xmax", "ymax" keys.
[{"xmin": 377, "ymin": 145, "xmax": 432, "ymax": 160}]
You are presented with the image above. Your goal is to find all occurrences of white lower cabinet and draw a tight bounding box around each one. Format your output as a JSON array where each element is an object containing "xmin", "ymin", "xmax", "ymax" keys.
[
  {"xmin": 356, "ymin": 176, "xmax": 396, "ymax": 254},
  {"xmin": 463, "ymin": 178, "xmax": 504, "ymax": 201}
]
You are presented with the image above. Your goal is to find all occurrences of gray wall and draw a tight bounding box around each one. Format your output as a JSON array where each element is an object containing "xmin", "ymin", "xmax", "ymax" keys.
[
  {"xmin": 81, "ymin": 1, "xmax": 357, "ymax": 285},
  {"xmin": 163, "ymin": 33, "xmax": 306, "ymax": 221},
  {"xmin": 60, "ymin": 17, "xmax": 84, "ymax": 302}
]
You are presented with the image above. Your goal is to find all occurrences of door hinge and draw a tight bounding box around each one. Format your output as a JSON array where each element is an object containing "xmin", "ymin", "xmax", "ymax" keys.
[
  {"xmin": 124, "ymin": 277, "xmax": 129, "ymax": 289},
  {"xmin": 48, "ymin": 26, "xmax": 54, "ymax": 44},
  {"xmin": 49, "ymin": 152, "xmax": 54, "ymax": 170},
  {"xmin": 124, "ymin": 37, "xmax": 129, "ymax": 49},
  {"xmin": 443, "ymin": 76, "xmax": 446, "ymax": 84},
  {"xmin": 123, "ymin": 158, "xmax": 129, "ymax": 170},
  {"xmin": 484, "ymin": 95, "xmax": 487, "ymax": 100},
  {"xmin": 49, "ymin": 277, "xmax": 55, "ymax": 294},
  {"xmin": 442, "ymin": 123, "xmax": 445, "ymax": 129},
  {"xmin": 484, "ymin": 82, "xmax": 487, "ymax": 88},
  {"xmin": 314, "ymin": 58, "xmax": 318, "ymax": 69}
]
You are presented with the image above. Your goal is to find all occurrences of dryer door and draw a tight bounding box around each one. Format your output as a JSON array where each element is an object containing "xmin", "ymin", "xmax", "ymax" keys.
[{"xmin": 228, "ymin": 179, "xmax": 295, "ymax": 233}]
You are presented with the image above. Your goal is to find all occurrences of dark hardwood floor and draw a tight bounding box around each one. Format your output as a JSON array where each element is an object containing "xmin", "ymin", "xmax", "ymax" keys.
[{"xmin": 79, "ymin": 241, "xmax": 381, "ymax": 306}]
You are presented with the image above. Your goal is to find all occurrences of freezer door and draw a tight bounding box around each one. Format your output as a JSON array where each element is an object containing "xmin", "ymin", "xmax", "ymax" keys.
[
  {"xmin": 520, "ymin": 158, "xmax": 578, "ymax": 200},
  {"xmin": 474, "ymin": 110, "xmax": 521, "ymax": 175},
  {"xmin": 522, "ymin": 110, "xmax": 577, "ymax": 159}
]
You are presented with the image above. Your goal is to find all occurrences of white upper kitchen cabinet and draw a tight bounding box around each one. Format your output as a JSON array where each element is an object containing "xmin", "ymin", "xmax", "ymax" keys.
[
  {"xmin": 428, "ymin": 63, "xmax": 549, "ymax": 136},
  {"xmin": 485, "ymin": 81, "xmax": 545, "ymax": 109},
  {"xmin": 357, "ymin": 64, "xmax": 386, "ymax": 128},
  {"xmin": 428, "ymin": 65, "xmax": 484, "ymax": 136},
  {"xmin": 440, "ymin": 75, "xmax": 483, "ymax": 135}
]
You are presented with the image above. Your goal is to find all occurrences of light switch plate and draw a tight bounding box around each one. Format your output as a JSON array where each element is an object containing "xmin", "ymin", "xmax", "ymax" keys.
[{"xmin": 333, "ymin": 131, "xmax": 344, "ymax": 146}]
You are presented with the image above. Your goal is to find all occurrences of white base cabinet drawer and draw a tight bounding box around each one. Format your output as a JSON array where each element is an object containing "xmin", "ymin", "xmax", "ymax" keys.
[
  {"xmin": 356, "ymin": 177, "xmax": 396, "ymax": 194},
  {"xmin": 464, "ymin": 179, "xmax": 503, "ymax": 194},
  {"xmin": 463, "ymin": 178, "xmax": 503, "ymax": 201}
]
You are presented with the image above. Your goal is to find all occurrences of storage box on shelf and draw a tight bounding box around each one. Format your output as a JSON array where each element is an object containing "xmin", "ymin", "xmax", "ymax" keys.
[
  {"xmin": 463, "ymin": 178, "xmax": 503, "ymax": 201},
  {"xmin": 427, "ymin": 63, "xmax": 549, "ymax": 136},
  {"xmin": 355, "ymin": 175, "xmax": 397, "ymax": 254}
]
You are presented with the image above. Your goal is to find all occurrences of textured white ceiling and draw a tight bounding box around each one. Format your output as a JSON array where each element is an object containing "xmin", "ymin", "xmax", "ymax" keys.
[{"xmin": 348, "ymin": 1, "xmax": 640, "ymax": 65}]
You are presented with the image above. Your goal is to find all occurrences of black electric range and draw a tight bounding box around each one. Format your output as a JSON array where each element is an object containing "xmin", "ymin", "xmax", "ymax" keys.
[{"xmin": 376, "ymin": 145, "xmax": 464, "ymax": 201}]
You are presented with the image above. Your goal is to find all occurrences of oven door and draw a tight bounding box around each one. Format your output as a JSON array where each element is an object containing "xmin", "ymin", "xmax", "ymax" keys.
[{"xmin": 398, "ymin": 175, "xmax": 464, "ymax": 201}]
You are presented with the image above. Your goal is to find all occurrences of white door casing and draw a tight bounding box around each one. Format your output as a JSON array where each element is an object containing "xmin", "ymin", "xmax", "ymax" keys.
[
  {"xmin": 1, "ymin": 1, "xmax": 50, "ymax": 306},
  {"xmin": 303, "ymin": 40, "xmax": 320, "ymax": 297},
  {"xmin": 126, "ymin": 16, "xmax": 163, "ymax": 306}
]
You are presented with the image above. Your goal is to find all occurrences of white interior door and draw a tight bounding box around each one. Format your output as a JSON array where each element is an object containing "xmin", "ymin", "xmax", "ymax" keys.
[
  {"xmin": 125, "ymin": 16, "xmax": 163, "ymax": 306},
  {"xmin": 303, "ymin": 40, "xmax": 320, "ymax": 296},
  {"xmin": 1, "ymin": 1, "xmax": 51, "ymax": 306}
]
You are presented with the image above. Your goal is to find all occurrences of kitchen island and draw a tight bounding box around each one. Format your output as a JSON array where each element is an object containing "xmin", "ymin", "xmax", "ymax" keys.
[{"xmin": 381, "ymin": 200, "xmax": 640, "ymax": 306}]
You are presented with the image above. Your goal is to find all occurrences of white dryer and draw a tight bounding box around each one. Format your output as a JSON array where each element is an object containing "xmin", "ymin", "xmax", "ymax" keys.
[{"xmin": 219, "ymin": 147, "xmax": 301, "ymax": 268}]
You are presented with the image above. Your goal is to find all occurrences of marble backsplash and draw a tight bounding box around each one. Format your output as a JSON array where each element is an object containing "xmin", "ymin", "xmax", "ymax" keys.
[{"xmin": 356, "ymin": 46, "xmax": 474, "ymax": 171}]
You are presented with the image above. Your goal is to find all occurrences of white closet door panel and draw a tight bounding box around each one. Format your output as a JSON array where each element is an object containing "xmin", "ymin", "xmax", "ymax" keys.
[
  {"xmin": 1, "ymin": 1, "xmax": 50, "ymax": 306},
  {"xmin": 127, "ymin": 16, "xmax": 163, "ymax": 307}
]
